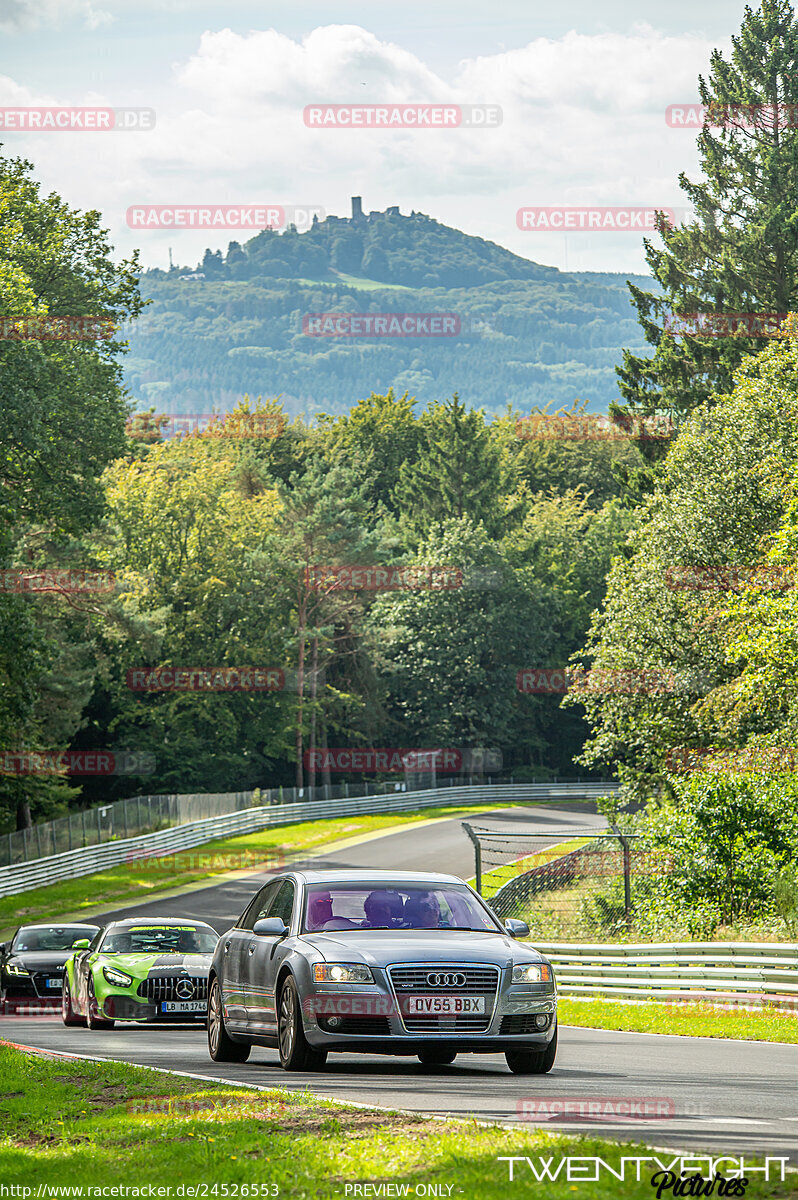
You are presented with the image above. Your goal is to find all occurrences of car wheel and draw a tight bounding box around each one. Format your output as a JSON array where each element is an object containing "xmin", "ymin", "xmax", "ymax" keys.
[
  {"xmin": 86, "ymin": 977, "xmax": 115, "ymax": 1030},
  {"xmin": 505, "ymin": 1027, "xmax": 557, "ymax": 1075},
  {"xmin": 277, "ymin": 977, "xmax": 327, "ymax": 1071},
  {"xmin": 61, "ymin": 978, "xmax": 85, "ymax": 1027},
  {"xmin": 418, "ymin": 1048, "xmax": 457, "ymax": 1066},
  {"xmin": 207, "ymin": 977, "xmax": 250, "ymax": 1063}
]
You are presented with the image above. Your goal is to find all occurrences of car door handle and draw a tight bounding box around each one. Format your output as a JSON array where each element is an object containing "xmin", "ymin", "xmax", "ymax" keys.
[
  {"xmin": 224, "ymin": 941, "xmax": 231, "ymax": 953},
  {"xmin": 248, "ymin": 943, "xmax": 256, "ymax": 955}
]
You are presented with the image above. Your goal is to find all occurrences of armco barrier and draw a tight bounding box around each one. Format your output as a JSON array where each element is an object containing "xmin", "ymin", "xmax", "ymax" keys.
[
  {"xmin": 534, "ymin": 941, "xmax": 798, "ymax": 1004},
  {"xmin": 0, "ymin": 781, "xmax": 619, "ymax": 898}
]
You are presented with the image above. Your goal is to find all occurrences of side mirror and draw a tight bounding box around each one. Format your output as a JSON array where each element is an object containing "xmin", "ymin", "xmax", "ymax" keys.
[
  {"xmin": 253, "ymin": 918, "xmax": 287, "ymax": 938},
  {"xmin": 71, "ymin": 938, "xmax": 91, "ymax": 950},
  {"xmin": 504, "ymin": 919, "xmax": 530, "ymax": 939},
  {"xmin": 0, "ymin": 943, "xmax": 7, "ymax": 956}
]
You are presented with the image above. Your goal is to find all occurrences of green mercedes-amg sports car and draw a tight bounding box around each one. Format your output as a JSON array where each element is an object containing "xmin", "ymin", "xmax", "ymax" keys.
[{"xmin": 62, "ymin": 917, "xmax": 219, "ymax": 1029}]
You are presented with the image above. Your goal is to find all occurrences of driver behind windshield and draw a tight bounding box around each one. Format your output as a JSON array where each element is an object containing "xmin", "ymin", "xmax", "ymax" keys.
[{"xmin": 402, "ymin": 892, "xmax": 441, "ymax": 929}]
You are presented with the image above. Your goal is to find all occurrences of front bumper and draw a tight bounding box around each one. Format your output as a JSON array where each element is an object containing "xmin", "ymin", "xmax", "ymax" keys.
[
  {"xmin": 301, "ymin": 971, "xmax": 557, "ymax": 1052},
  {"xmin": 99, "ymin": 992, "xmax": 208, "ymax": 1022}
]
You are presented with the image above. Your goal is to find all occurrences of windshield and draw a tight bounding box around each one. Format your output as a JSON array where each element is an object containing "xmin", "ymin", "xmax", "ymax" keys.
[
  {"xmin": 12, "ymin": 925, "xmax": 100, "ymax": 952},
  {"xmin": 101, "ymin": 925, "xmax": 218, "ymax": 954},
  {"xmin": 302, "ymin": 884, "xmax": 500, "ymax": 933}
]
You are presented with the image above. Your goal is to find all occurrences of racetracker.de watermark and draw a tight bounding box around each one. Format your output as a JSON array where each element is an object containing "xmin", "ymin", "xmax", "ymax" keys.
[
  {"xmin": 664, "ymin": 313, "xmax": 790, "ymax": 337},
  {"xmin": 151, "ymin": 413, "xmax": 285, "ymax": 439},
  {"xmin": 0, "ymin": 750, "xmax": 155, "ymax": 775},
  {"xmin": 666, "ymin": 746, "xmax": 798, "ymax": 773},
  {"xmin": 665, "ymin": 564, "xmax": 794, "ymax": 590},
  {"xmin": 516, "ymin": 1096, "xmax": 677, "ymax": 1122},
  {"xmin": 0, "ymin": 570, "xmax": 116, "ymax": 594},
  {"xmin": 516, "ymin": 207, "xmax": 684, "ymax": 231},
  {"xmin": 0, "ymin": 316, "xmax": 115, "ymax": 340},
  {"xmin": 666, "ymin": 103, "xmax": 798, "ymax": 128},
  {"xmin": 515, "ymin": 413, "xmax": 674, "ymax": 441},
  {"xmin": 0, "ymin": 107, "xmax": 155, "ymax": 131},
  {"xmin": 126, "ymin": 667, "xmax": 285, "ymax": 692},
  {"xmin": 125, "ymin": 849, "xmax": 285, "ymax": 873},
  {"xmin": 516, "ymin": 667, "xmax": 709, "ymax": 695},
  {"xmin": 126, "ymin": 205, "xmax": 324, "ymax": 231},
  {"xmin": 303, "ymin": 103, "xmax": 501, "ymax": 128},
  {"xmin": 302, "ymin": 313, "xmax": 462, "ymax": 337},
  {"xmin": 306, "ymin": 564, "xmax": 463, "ymax": 590}
]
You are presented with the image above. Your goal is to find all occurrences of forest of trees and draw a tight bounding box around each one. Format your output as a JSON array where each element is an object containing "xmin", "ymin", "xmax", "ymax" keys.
[
  {"xmin": 125, "ymin": 216, "xmax": 653, "ymax": 415},
  {"xmin": 6, "ymin": 0, "xmax": 798, "ymax": 944}
]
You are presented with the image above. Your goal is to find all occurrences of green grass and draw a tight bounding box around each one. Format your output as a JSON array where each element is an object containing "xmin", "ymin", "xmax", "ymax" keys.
[
  {"xmin": 469, "ymin": 837, "xmax": 590, "ymax": 898},
  {"xmin": 0, "ymin": 803, "xmax": 517, "ymax": 936},
  {"xmin": 0, "ymin": 1044, "xmax": 792, "ymax": 1199},
  {"xmin": 560, "ymin": 996, "xmax": 798, "ymax": 1042},
  {"xmin": 293, "ymin": 272, "xmax": 414, "ymax": 291}
]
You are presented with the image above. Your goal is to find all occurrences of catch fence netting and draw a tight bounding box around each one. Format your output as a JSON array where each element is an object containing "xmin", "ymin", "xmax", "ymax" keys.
[{"xmin": 462, "ymin": 823, "xmax": 674, "ymax": 941}]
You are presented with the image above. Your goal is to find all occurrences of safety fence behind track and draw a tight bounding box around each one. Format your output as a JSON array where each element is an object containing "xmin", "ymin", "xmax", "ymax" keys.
[
  {"xmin": 534, "ymin": 941, "xmax": 798, "ymax": 1006},
  {"xmin": 0, "ymin": 781, "xmax": 619, "ymax": 897}
]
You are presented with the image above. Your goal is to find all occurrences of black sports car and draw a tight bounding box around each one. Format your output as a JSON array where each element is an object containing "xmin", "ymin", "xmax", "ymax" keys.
[{"xmin": 0, "ymin": 923, "xmax": 101, "ymax": 1013}]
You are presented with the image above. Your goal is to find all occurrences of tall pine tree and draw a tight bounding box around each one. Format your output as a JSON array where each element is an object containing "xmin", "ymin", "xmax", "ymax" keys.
[
  {"xmin": 393, "ymin": 394, "xmax": 504, "ymax": 541},
  {"xmin": 617, "ymin": 0, "xmax": 798, "ymax": 427}
]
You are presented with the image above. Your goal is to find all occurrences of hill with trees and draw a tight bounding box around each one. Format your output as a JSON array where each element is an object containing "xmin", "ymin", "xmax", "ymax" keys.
[{"xmin": 124, "ymin": 204, "xmax": 654, "ymax": 417}]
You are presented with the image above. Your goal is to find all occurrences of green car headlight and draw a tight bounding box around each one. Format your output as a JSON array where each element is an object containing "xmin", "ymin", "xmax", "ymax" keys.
[
  {"xmin": 103, "ymin": 966, "xmax": 133, "ymax": 987},
  {"xmin": 5, "ymin": 962, "xmax": 29, "ymax": 976},
  {"xmin": 512, "ymin": 964, "xmax": 553, "ymax": 984},
  {"xmin": 313, "ymin": 963, "xmax": 374, "ymax": 984}
]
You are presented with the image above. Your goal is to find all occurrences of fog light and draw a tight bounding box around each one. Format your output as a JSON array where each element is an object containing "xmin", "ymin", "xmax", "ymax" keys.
[{"xmin": 534, "ymin": 1014, "xmax": 550, "ymax": 1029}]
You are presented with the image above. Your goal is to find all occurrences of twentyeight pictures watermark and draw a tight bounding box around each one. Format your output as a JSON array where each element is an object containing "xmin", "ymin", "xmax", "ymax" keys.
[
  {"xmin": 127, "ymin": 205, "xmax": 324, "ymax": 231},
  {"xmin": 303, "ymin": 104, "xmax": 501, "ymax": 128},
  {"xmin": 0, "ymin": 107, "xmax": 154, "ymax": 131}
]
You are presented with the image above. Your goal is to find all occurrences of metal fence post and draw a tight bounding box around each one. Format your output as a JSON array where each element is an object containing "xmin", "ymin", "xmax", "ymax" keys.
[
  {"xmin": 611, "ymin": 824, "xmax": 632, "ymax": 926},
  {"xmin": 461, "ymin": 822, "xmax": 482, "ymax": 895}
]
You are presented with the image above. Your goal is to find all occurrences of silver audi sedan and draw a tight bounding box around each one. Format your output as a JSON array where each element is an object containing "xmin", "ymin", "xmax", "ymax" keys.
[{"xmin": 207, "ymin": 868, "xmax": 557, "ymax": 1074}]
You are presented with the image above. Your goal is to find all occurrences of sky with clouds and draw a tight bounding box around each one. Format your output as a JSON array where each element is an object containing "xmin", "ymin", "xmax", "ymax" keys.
[{"xmin": 0, "ymin": 0, "xmax": 750, "ymax": 274}]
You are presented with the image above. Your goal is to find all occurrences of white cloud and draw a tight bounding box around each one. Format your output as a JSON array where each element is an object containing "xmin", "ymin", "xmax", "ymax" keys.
[{"xmin": 0, "ymin": 22, "xmax": 724, "ymax": 272}]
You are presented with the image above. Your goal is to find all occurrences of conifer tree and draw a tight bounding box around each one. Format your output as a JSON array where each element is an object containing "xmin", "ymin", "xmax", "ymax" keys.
[{"xmin": 617, "ymin": 0, "xmax": 798, "ymax": 427}]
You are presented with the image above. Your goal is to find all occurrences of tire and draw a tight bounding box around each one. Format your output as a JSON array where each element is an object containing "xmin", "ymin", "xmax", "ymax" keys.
[
  {"xmin": 418, "ymin": 1048, "xmax": 457, "ymax": 1066},
  {"xmin": 207, "ymin": 977, "xmax": 250, "ymax": 1063},
  {"xmin": 277, "ymin": 977, "xmax": 327, "ymax": 1071},
  {"xmin": 61, "ymin": 978, "xmax": 85, "ymax": 1027},
  {"xmin": 86, "ymin": 977, "xmax": 115, "ymax": 1030},
  {"xmin": 505, "ymin": 1027, "xmax": 557, "ymax": 1075}
]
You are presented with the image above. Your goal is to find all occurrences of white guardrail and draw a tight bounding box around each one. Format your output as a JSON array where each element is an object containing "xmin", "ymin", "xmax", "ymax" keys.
[
  {"xmin": 534, "ymin": 942, "xmax": 798, "ymax": 1004},
  {"xmin": 0, "ymin": 782, "xmax": 619, "ymax": 898}
]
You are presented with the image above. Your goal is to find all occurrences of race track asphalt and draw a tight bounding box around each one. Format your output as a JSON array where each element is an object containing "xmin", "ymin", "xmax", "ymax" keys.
[{"xmin": 3, "ymin": 802, "xmax": 797, "ymax": 1166}]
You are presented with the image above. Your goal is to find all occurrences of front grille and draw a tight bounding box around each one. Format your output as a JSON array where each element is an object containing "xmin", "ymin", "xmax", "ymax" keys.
[
  {"xmin": 31, "ymin": 969, "xmax": 65, "ymax": 998},
  {"xmin": 388, "ymin": 964, "xmax": 499, "ymax": 1033},
  {"xmin": 500, "ymin": 1014, "xmax": 551, "ymax": 1035},
  {"xmin": 320, "ymin": 1015, "xmax": 391, "ymax": 1035},
  {"xmin": 137, "ymin": 975, "xmax": 208, "ymax": 1003}
]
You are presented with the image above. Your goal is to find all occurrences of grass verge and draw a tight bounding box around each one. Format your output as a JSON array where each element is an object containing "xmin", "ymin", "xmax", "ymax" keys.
[
  {"xmin": 0, "ymin": 803, "xmax": 516, "ymax": 934},
  {"xmin": 0, "ymin": 1043, "xmax": 793, "ymax": 1199},
  {"xmin": 560, "ymin": 996, "xmax": 798, "ymax": 1042}
]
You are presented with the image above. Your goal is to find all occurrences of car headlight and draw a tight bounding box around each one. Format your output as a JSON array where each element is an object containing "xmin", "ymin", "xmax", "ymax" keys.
[
  {"xmin": 5, "ymin": 962, "xmax": 29, "ymax": 976},
  {"xmin": 103, "ymin": 966, "xmax": 133, "ymax": 987},
  {"xmin": 312, "ymin": 963, "xmax": 374, "ymax": 984},
  {"xmin": 512, "ymin": 963, "xmax": 553, "ymax": 984}
]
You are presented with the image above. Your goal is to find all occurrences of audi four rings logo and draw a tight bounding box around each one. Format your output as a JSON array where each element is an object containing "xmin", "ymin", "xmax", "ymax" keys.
[
  {"xmin": 426, "ymin": 972, "xmax": 466, "ymax": 987},
  {"xmin": 175, "ymin": 978, "xmax": 195, "ymax": 999}
]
